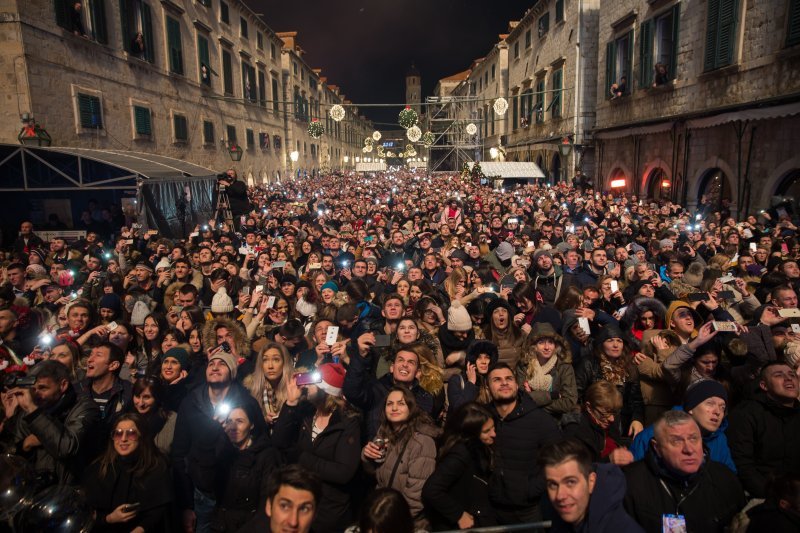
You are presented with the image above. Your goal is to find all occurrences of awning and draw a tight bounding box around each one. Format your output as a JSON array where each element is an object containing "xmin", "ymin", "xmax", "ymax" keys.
[
  {"xmin": 686, "ymin": 101, "xmax": 800, "ymax": 129},
  {"xmin": 594, "ymin": 121, "xmax": 674, "ymax": 140},
  {"xmin": 0, "ymin": 144, "xmax": 217, "ymax": 191},
  {"xmin": 468, "ymin": 161, "xmax": 545, "ymax": 179},
  {"xmin": 355, "ymin": 162, "xmax": 387, "ymax": 172}
]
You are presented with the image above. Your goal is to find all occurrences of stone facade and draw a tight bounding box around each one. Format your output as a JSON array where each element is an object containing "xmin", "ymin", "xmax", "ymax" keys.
[
  {"xmin": 0, "ymin": 0, "xmax": 369, "ymax": 183},
  {"xmin": 594, "ymin": 0, "xmax": 800, "ymax": 213}
]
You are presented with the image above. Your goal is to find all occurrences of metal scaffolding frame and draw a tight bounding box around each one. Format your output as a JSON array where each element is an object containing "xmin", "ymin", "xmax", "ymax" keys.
[{"xmin": 425, "ymin": 94, "xmax": 483, "ymax": 173}]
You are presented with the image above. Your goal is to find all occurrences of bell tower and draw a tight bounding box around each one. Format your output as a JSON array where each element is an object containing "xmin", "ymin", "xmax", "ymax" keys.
[{"xmin": 405, "ymin": 63, "xmax": 421, "ymax": 115}]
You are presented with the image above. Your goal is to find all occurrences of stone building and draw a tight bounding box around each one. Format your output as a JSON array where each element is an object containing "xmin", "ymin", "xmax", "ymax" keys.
[
  {"xmin": 0, "ymin": 0, "xmax": 369, "ymax": 184},
  {"xmin": 593, "ymin": 0, "xmax": 800, "ymax": 213},
  {"xmin": 469, "ymin": 33, "xmax": 510, "ymax": 161},
  {"xmin": 405, "ymin": 63, "xmax": 422, "ymax": 115}
]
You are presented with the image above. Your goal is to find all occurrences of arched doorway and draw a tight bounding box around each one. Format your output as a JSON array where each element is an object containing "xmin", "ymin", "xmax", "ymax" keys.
[
  {"xmin": 698, "ymin": 168, "xmax": 732, "ymax": 211},
  {"xmin": 607, "ymin": 168, "xmax": 628, "ymax": 192},
  {"xmin": 551, "ymin": 153, "xmax": 561, "ymax": 184},
  {"xmin": 774, "ymin": 169, "xmax": 800, "ymax": 215},
  {"xmin": 646, "ymin": 167, "xmax": 670, "ymax": 202}
]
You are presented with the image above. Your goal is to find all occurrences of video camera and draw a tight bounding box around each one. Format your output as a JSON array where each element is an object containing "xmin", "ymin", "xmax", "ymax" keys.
[{"xmin": 1, "ymin": 373, "xmax": 36, "ymax": 391}]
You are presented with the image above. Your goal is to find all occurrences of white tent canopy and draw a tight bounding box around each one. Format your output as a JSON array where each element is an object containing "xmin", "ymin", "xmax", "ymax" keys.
[
  {"xmin": 468, "ymin": 161, "xmax": 546, "ymax": 179},
  {"xmin": 355, "ymin": 162, "xmax": 387, "ymax": 172}
]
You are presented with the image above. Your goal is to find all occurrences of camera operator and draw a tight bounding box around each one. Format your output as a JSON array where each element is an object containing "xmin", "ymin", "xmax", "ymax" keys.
[
  {"xmin": 0, "ymin": 360, "xmax": 100, "ymax": 486},
  {"xmin": 217, "ymin": 169, "xmax": 250, "ymax": 225}
]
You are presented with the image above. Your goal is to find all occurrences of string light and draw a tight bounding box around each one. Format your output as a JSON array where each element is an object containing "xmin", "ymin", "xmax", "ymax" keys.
[
  {"xmin": 329, "ymin": 104, "xmax": 345, "ymax": 122},
  {"xmin": 406, "ymin": 125, "xmax": 422, "ymax": 142},
  {"xmin": 398, "ymin": 106, "xmax": 418, "ymax": 129},
  {"xmin": 493, "ymin": 97, "xmax": 509, "ymax": 116},
  {"xmin": 465, "ymin": 123, "xmax": 477, "ymax": 136},
  {"xmin": 307, "ymin": 119, "xmax": 324, "ymax": 139},
  {"xmin": 372, "ymin": 131, "xmax": 382, "ymax": 141}
]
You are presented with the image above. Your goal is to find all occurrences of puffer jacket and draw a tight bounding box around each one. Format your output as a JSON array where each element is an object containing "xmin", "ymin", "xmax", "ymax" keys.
[
  {"xmin": 727, "ymin": 392, "xmax": 800, "ymax": 498},
  {"xmin": 515, "ymin": 333, "xmax": 578, "ymax": 417},
  {"xmin": 202, "ymin": 316, "xmax": 251, "ymax": 362},
  {"xmin": 487, "ymin": 393, "xmax": 562, "ymax": 510},
  {"xmin": 623, "ymin": 447, "xmax": 746, "ymax": 532},
  {"xmin": 630, "ymin": 406, "xmax": 737, "ymax": 472},
  {"xmin": 372, "ymin": 424, "xmax": 439, "ymax": 529},
  {"xmin": 0, "ymin": 386, "xmax": 100, "ymax": 486}
]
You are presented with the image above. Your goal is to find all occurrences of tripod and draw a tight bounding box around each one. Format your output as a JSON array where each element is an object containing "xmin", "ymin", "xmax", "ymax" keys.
[{"xmin": 216, "ymin": 184, "xmax": 232, "ymax": 226}]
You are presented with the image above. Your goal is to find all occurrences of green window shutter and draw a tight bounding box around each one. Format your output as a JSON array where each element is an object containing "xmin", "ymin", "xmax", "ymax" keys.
[
  {"xmin": 258, "ymin": 71, "xmax": 266, "ymax": 107},
  {"xmin": 134, "ymin": 106, "xmax": 151, "ymax": 135},
  {"xmin": 789, "ymin": 0, "xmax": 800, "ymax": 46},
  {"xmin": 670, "ymin": 4, "xmax": 680, "ymax": 79},
  {"xmin": 198, "ymin": 35, "xmax": 210, "ymax": 85},
  {"xmin": 512, "ymin": 94, "xmax": 518, "ymax": 129},
  {"xmin": 226, "ymin": 125, "xmax": 237, "ymax": 142},
  {"xmin": 222, "ymin": 50, "xmax": 233, "ymax": 94},
  {"xmin": 167, "ymin": 17, "xmax": 183, "ymax": 74},
  {"xmin": 174, "ymin": 115, "xmax": 187, "ymax": 141},
  {"xmin": 552, "ymin": 69, "xmax": 562, "ymax": 118},
  {"xmin": 272, "ymin": 78, "xmax": 279, "ymax": 112},
  {"xmin": 78, "ymin": 94, "xmax": 102, "ymax": 128},
  {"xmin": 639, "ymin": 19, "xmax": 653, "ymax": 89},
  {"xmin": 705, "ymin": 0, "xmax": 721, "ymax": 70},
  {"xmin": 716, "ymin": 0, "xmax": 738, "ymax": 68},
  {"xmin": 142, "ymin": 2, "xmax": 154, "ymax": 62},
  {"xmin": 246, "ymin": 128, "xmax": 254, "ymax": 149},
  {"xmin": 626, "ymin": 30, "xmax": 634, "ymax": 86},
  {"xmin": 203, "ymin": 121, "xmax": 214, "ymax": 144},
  {"xmin": 556, "ymin": 0, "xmax": 564, "ymax": 22},
  {"xmin": 54, "ymin": 0, "xmax": 71, "ymax": 29},
  {"xmin": 606, "ymin": 41, "xmax": 616, "ymax": 98},
  {"xmin": 119, "ymin": 0, "xmax": 131, "ymax": 52}
]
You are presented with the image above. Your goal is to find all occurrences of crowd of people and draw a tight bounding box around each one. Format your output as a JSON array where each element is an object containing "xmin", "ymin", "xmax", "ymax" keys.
[{"xmin": 1, "ymin": 167, "xmax": 799, "ymax": 533}]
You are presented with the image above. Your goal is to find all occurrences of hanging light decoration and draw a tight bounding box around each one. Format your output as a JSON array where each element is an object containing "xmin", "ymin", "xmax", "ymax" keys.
[
  {"xmin": 465, "ymin": 123, "xmax": 478, "ymax": 136},
  {"xmin": 421, "ymin": 131, "xmax": 435, "ymax": 147},
  {"xmin": 398, "ymin": 106, "xmax": 419, "ymax": 129},
  {"xmin": 329, "ymin": 104, "xmax": 345, "ymax": 122},
  {"xmin": 377, "ymin": 145, "xmax": 385, "ymax": 156},
  {"xmin": 372, "ymin": 130, "xmax": 382, "ymax": 141},
  {"xmin": 493, "ymin": 97, "xmax": 509, "ymax": 116},
  {"xmin": 364, "ymin": 136, "xmax": 373, "ymax": 147},
  {"xmin": 307, "ymin": 119, "xmax": 324, "ymax": 139},
  {"xmin": 364, "ymin": 144, "xmax": 373, "ymax": 153},
  {"xmin": 406, "ymin": 125, "xmax": 422, "ymax": 142}
]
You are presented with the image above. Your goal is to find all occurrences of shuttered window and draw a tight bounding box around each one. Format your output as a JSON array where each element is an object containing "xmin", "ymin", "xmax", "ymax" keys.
[
  {"xmin": 56, "ymin": 0, "xmax": 107, "ymax": 43},
  {"xmin": 555, "ymin": 0, "xmax": 564, "ymax": 23},
  {"xmin": 606, "ymin": 31, "xmax": 633, "ymax": 98},
  {"xmin": 220, "ymin": 1, "xmax": 229, "ymax": 24},
  {"xmin": 166, "ymin": 16, "xmax": 183, "ymax": 74},
  {"xmin": 222, "ymin": 49, "xmax": 233, "ymax": 95},
  {"xmin": 78, "ymin": 94, "xmax": 103, "ymax": 129},
  {"xmin": 640, "ymin": 5, "xmax": 680, "ymax": 89},
  {"xmin": 788, "ymin": 0, "xmax": 800, "ymax": 47},
  {"xmin": 198, "ymin": 35, "xmax": 211, "ymax": 86},
  {"xmin": 226, "ymin": 125, "xmax": 237, "ymax": 142},
  {"xmin": 119, "ymin": 0, "xmax": 154, "ymax": 62},
  {"xmin": 704, "ymin": 0, "xmax": 739, "ymax": 71},
  {"xmin": 258, "ymin": 70, "xmax": 266, "ymax": 107},
  {"xmin": 512, "ymin": 93, "xmax": 518, "ymax": 129},
  {"xmin": 272, "ymin": 77, "xmax": 279, "ymax": 113},
  {"xmin": 535, "ymin": 79, "xmax": 544, "ymax": 123},
  {"xmin": 173, "ymin": 114, "xmax": 188, "ymax": 142},
  {"xmin": 242, "ymin": 63, "xmax": 256, "ymax": 103},
  {"xmin": 134, "ymin": 106, "xmax": 151, "ymax": 136},
  {"xmin": 246, "ymin": 128, "xmax": 255, "ymax": 149},
  {"xmin": 203, "ymin": 121, "xmax": 214, "ymax": 144},
  {"xmin": 551, "ymin": 68, "xmax": 563, "ymax": 118}
]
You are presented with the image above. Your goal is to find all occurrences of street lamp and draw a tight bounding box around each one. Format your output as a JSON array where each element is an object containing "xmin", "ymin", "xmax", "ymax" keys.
[
  {"xmin": 344, "ymin": 155, "xmax": 349, "ymax": 164},
  {"xmin": 18, "ymin": 114, "xmax": 52, "ymax": 147},
  {"xmin": 489, "ymin": 147, "xmax": 499, "ymax": 160},
  {"xmin": 227, "ymin": 141, "xmax": 243, "ymax": 161}
]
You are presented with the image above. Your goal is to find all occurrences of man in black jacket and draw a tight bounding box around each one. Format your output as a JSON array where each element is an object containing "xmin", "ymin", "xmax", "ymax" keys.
[
  {"xmin": 172, "ymin": 348, "xmax": 265, "ymax": 533},
  {"xmin": 486, "ymin": 363, "xmax": 562, "ymax": 524},
  {"xmin": 727, "ymin": 361, "xmax": 800, "ymax": 498},
  {"xmin": 218, "ymin": 169, "xmax": 250, "ymax": 223},
  {"xmin": 623, "ymin": 410, "xmax": 746, "ymax": 532},
  {"xmin": 0, "ymin": 360, "xmax": 100, "ymax": 485}
]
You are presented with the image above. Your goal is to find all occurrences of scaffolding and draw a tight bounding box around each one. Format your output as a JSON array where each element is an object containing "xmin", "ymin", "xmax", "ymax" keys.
[{"xmin": 425, "ymin": 94, "xmax": 483, "ymax": 173}]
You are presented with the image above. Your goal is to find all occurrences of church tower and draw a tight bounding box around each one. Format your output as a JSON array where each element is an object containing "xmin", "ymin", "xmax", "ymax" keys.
[{"xmin": 405, "ymin": 63, "xmax": 421, "ymax": 116}]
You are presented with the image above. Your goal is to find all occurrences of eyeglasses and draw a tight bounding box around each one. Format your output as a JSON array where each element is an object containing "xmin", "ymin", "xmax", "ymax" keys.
[{"xmin": 112, "ymin": 428, "xmax": 140, "ymax": 441}]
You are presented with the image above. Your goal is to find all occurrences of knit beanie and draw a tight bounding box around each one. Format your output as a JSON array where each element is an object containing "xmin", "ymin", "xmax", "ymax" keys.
[
  {"xmin": 209, "ymin": 350, "xmax": 238, "ymax": 380},
  {"xmin": 495, "ymin": 242, "xmax": 514, "ymax": 261},
  {"xmin": 317, "ymin": 363, "xmax": 346, "ymax": 397},
  {"xmin": 683, "ymin": 379, "xmax": 728, "ymax": 411},
  {"xmin": 682, "ymin": 262, "xmax": 705, "ymax": 288},
  {"xmin": 211, "ymin": 287, "xmax": 234, "ymax": 314},
  {"xmin": 533, "ymin": 249, "xmax": 553, "ymax": 263},
  {"xmin": 659, "ymin": 239, "xmax": 674, "ymax": 250},
  {"xmin": 130, "ymin": 300, "xmax": 150, "ymax": 326},
  {"xmin": 161, "ymin": 346, "xmax": 189, "ymax": 369},
  {"xmin": 447, "ymin": 301, "xmax": 473, "ymax": 332},
  {"xmin": 155, "ymin": 257, "xmax": 172, "ymax": 271},
  {"xmin": 321, "ymin": 281, "xmax": 339, "ymax": 293},
  {"xmin": 99, "ymin": 293, "xmax": 121, "ymax": 313},
  {"xmin": 25, "ymin": 264, "xmax": 48, "ymax": 279}
]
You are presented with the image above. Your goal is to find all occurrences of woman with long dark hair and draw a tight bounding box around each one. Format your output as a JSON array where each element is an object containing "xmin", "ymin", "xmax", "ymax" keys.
[
  {"xmin": 83, "ymin": 413, "xmax": 172, "ymax": 531},
  {"xmin": 131, "ymin": 376, "xmax": 176, "ymax": 454},
  {"xmin": 446, "ymin": 340, "xmax": 498, "ymax": 414},
  {"xmin": 423, "ymin": 402, "xmax": 497, "ymax": 530},
  {"xmin": 135, "ymin": 313, "xmax": 167, "ymax": 375},
  {"xmin": 362, "ymin": 387, "xmax": 438, "ymax": 530}
]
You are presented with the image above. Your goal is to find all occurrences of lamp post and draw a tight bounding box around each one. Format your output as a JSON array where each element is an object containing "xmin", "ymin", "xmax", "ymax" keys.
[
  {"xmin": 227, "ymin": 141, "xmax": 243, "ymax": 161},
  {"xmin": 489, "ymin": 147, "xmax": 499, "ymax": 160},
  {"xmin": 558, "ymin": 137, "xmax": 572, "ymax": 184}
]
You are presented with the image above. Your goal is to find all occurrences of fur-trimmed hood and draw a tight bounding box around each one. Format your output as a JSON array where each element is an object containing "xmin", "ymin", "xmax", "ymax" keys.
[
  {"xmin": 621, "ymin": 297, "xmax": 667, "ymax": 329},
  {"xmin": 202, "ymin": 316, "xmax": 251, "ymax": 358},
  {"xmin": 518, "ymin": 328, "xmax": 573, "ymax": 368}
]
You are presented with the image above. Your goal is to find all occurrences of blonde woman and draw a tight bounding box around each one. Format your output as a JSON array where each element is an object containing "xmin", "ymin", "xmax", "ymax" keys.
[
  {"xmin": 443, "ymin": 267, "xmax": 471, "ymax": 304},
  {"xmin": 244, "ymin": 341, "xmax": 295, "ymax": 428},
  {"xmin": 515, "ymin": 322, "xmax": 578, "ymax": 418}
]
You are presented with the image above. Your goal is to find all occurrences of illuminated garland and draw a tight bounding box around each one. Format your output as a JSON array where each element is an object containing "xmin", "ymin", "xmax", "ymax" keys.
[
  {"xmin": 421, "ymin": 131, "xmax": 435, "ymax": 147},
  {"xmin": 406, "ymin": 125, "xmax": 422, "ymax": 142},
  {"xmin": 307, "ymin": 119, "xmax": 324, "ymax": 139},
  {"xmin": 398, "ymin": 106, "xmax": 418, "ymax": 129},
  {"xmin": 329, "ymin": 104, "xmax": 345, "ymax": 122},
  {"xmin": 466, "ymin": 123, "xmax": 477, "ymax": 136},
  {"xmin": 372, "ymin": 131, "xmax": 382, "ymax": 141}
]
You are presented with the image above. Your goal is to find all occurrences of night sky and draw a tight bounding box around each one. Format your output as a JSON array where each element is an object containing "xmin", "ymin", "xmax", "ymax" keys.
[{"xmin": 249, "ymin": 0, "xmax": 530, "ymax": 125}]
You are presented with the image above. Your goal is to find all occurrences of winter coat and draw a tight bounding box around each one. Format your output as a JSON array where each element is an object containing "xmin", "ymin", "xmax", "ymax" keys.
[
  {"xmin": 549, "ymin": 464, "xmax": 644, "ymax": 533},
  {"xmin": 0, "ymin": 386, "xmax": 100, "ymax": 485},
  {"xmin": 619, "ymin": 297, "xmax": 666, "ymax": 351},
  {"xmin": 272, "ymin": 402, "xmax": 361, "ymax": 532},
  {"xmin": 746, "ymin": 499, "xmax": 800, "ymax": 533},
  {"xmin": 170, "ymin": 382, "xmax": 265, "ymax": 509},
  {"xmin": 342, "ymin": 343, "xmax": 440, "ymax": 440},
  {"xmin": 575, "ymin": 356, "xmax": 644, "ymax": 440},
  {"xmin": 515, "ymin": 338, "xmax": 578, "ymax": 418},
  {"xmin": 562, "ymin": 411, "xmax": 624, "ymax": 463},
  {"xmin": 637, "ymin": 329, "xmax": 681, "ymax": 410},
  {"xmin": 211, "ymin": 434, "xmax": 280, "ymax": 533},
  {"xmin": 485, "ymin": 328, "xmax": 526, "ymax": 370},
  {"xmin": 370, "ymin": 424, "xmax": 438, "ymax": 529},
  {"xmin": 487, "ymin": 393, "xmax": 562, "ymax": 510},
  {"xmin": 623, "ymin": 448, "xmax": 746, "ymax": 533},
  {"xmin": 202, "ymin": 316, "xmax": 251, "ymax": 363},
  {"xmin": 446, "ymin": 340, "xmax": 498, "ymax": 414},
  {"xmin": 422, "ymin": 440, "xmax": 497, "ymax": 529},
  {"xmin": 630, "ymin": 406, "xmax": 737, "ymax": 472},
  {"xmin": 727, "ymin": 392, "xmax": 800, "ymax": 498},
  {"xmin": 83, "ymin": 456, "xmax": 173, "ymax": 532},
  {"xmin": 528, "ymin": 266, "xmax": 578, "ymax": 307}
]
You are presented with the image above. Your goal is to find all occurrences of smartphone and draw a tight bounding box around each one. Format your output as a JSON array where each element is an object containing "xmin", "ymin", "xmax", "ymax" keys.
[
  {"xmin": 218, "ymin": 341, "xmax": 231, "ymax": 352},
  {"xmin": 500, "ymin": 275, "xmax": 517, "ymax": 290},
  {"xmin": 307, "ymin": 262, "xmax": 322, "ymax": 270},
  {"xmin": 123, "ymin": 502, "xmax": 141, "ymax": 513},
  {"xmin": 373, "ymin": 334, "xmax": 391, "ymax": 347},
  {"xmin": 365, "ymin": 236, "xmax": 375, "ymax": 242},
  {"xmin": 577, "ymin": 317, "xmax": 591, "ymax": 336},
  {"xmin": 296, "ymin": 371, "xmax": 322, "ymax": 386},
  {"xmin": 687, "ymin": 293, "xmax": 710, "ymax": 302},
  {"xmin": 749, "ymin": 242, "xmax": 758, "ymax": 252},
  {"xmin": 107, "ymin": 321, "xmax": 118, "ymax": 332},
  {"xmin": 325, "ymin": 326, "xmax": 340, "ymax": 346},
  {"xmin": 253, "ymin": 285, "xmax": 264, "ymax": 296},
  {"xmin": 716, "ymin": 291, "xmax": 735, "ymax": 300},
  {"xmin": 718, "ymin": 275, "xmax": 736, "ymax": 284},
  {"xmin": 791, "ymin": 323, "xmax": 800, "ymax": 334},
  {"xmin": 778, "ymin": 308, "xmax": 800, "ymax": 318},
  {"xmin": 242, "ymin": 286, "xmax": 251, "ymax": 296},
  {"xmin": 266, "ymin": 296, "xmax": 276, "ymax": 309},
  {"xmin": 610, "ymin": 280, "xmax": 619, "ymax": 294},
  {"xmin": 712, "ymin": 321, "xmax": 738, "ymax": 332},
  {"xmin": 272, "ymin": 261, "xmax": 287, "ymax": 268}
]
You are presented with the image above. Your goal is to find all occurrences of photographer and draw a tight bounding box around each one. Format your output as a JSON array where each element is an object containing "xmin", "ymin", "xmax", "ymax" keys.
[
  {"xmin": 218, "ymin": 169, "xmax": 250, "ymax": 224},
  {"xmin": 0, "ymin": 360, "xmax": 100, "ymax": 485}
]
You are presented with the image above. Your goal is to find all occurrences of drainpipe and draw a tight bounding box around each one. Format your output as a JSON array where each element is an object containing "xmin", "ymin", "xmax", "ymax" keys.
[{"xmin": 573, "ymin": 0, "xmax": 583, "ymax": 177}]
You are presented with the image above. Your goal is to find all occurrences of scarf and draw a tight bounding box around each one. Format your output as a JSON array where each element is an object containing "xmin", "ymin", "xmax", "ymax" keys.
[
  {"xmin": 527, "ymin": 355, "xmax": 558, "ymax": 392},
  {"xmin": 599, "ymin": 354, "xmax": 628, "ymax": 386}
]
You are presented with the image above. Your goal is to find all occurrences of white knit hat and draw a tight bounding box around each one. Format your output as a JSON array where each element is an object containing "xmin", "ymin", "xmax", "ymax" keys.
[
  {"xmin": 130, "ymin": 300, "xmax": 150, "ymax": 326},
  {"xmin": 211, "ymin": 287, "xmax": 234, "ymax": 314},
  {"xmin": 155, "ymin": 257, "xmax": 172, "ymax": 271},
  {"xmin": 447, "ymin": 301, "xmax": 472, "ymax": 332}
]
